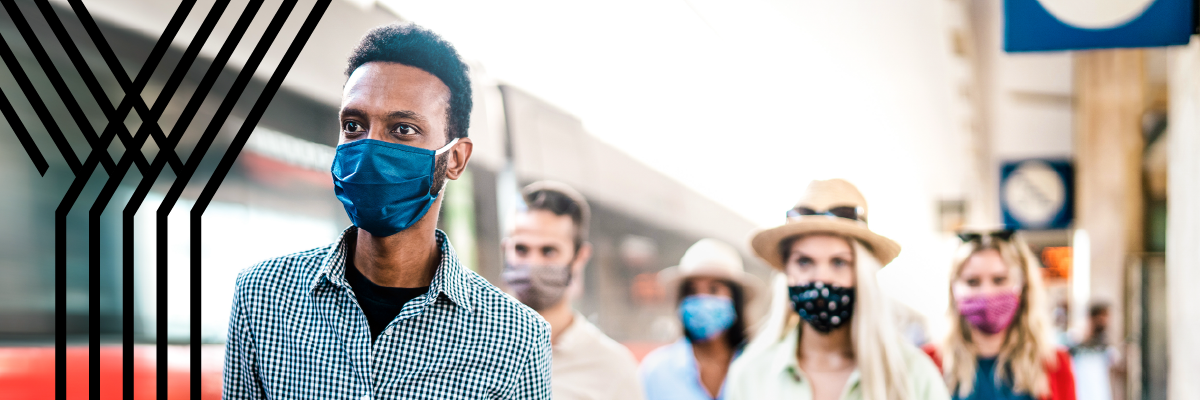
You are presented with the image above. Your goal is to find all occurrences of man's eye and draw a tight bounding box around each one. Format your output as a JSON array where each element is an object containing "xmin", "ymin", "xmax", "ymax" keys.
[
  {"xmin": 342, "ymin": 121, "xmax": 364, "ymax": 133},
  {"xmin": 832, "ymin": 258, "xmax": 848, "ymax": 267},
  {"xmin": 994, "ymin": 277, "xmax": 1007, "ymax": 285},
  {"xmin": 542, "ymin": 248, "xmax": 557, "ymax": 258},
  {"xmin": 798, "ymin": 257, "xmax": 813, "ymax": 266},
  {"xmin": 967, "ymin": 278, "xmax": 981, "ymax": 287},
  {"xmin": 394, "ymin": 124, "xmax": 417, "ymax": 135}
]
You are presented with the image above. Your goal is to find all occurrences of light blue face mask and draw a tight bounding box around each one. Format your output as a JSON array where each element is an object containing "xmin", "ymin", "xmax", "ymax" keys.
[
  {"xmin": 679, "ymin": 294, "xmax": 736, "ymax": 342},
  {"xmin": 331, "ymin": 138, "xmax": 459, "ymax": 237}
]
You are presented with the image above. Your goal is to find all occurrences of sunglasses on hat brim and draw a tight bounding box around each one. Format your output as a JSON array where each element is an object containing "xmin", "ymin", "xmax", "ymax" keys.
[
  {"xmin": 786, "ymin": 206, "xmax": 866, "ymax": 223},
  {"xmin": 957, "ymin": 229, "xmax": 1015, "ymax": 243}
]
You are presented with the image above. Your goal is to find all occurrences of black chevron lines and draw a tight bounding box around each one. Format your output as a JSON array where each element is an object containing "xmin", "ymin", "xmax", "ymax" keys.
[{"xmin": 0, "ymin": 1, "xmax": 330, "ymax": 399}]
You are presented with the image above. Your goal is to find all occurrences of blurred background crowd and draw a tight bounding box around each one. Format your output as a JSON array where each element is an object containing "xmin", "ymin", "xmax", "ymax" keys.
[{"xmin": 0, "ymin": 0, "xmax": 1197, "ymax": 399}]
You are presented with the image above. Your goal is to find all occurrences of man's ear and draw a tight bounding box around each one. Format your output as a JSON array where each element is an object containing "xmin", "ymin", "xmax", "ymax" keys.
[
  {"xmin": 567, "ymin": 242, "xmax": 593, "ymax": 299},
  {"xmin": 444, "ymin": 137, "xmax": 474, "ymax": 180},
  {"xmin": 572, "ymin": 242, "xmax": 593, "ymax": 273}
]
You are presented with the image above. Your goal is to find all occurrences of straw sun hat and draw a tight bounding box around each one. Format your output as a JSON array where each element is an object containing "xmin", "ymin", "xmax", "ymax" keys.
[
  {"xmin": 658, "ymin": 238, "xmax": 764, "ymax": 301},
  {"xmin": 750, "ymin": 179, "xmax": 901, "ymax": 270}
]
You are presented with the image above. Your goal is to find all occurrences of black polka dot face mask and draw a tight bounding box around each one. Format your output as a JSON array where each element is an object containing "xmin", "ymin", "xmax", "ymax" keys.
[{"xmin": 788, "ymin": 282, "xmax": 855, "ymax": 334}]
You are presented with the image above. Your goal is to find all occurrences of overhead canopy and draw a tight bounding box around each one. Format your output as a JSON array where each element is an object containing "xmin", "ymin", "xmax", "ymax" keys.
[{"xmin": 500, "ymin": 85, "xmax": 762, "ymax": 259}]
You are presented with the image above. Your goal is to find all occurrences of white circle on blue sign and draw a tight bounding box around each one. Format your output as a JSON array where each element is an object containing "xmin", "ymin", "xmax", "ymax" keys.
[
  {"xmin": 1002, "ymin": 160, "xmax": 1066, "ymax": 227},
  {"xmin": 1036, "ymin": 0, "xmax": 1155, "ymax": 29}
]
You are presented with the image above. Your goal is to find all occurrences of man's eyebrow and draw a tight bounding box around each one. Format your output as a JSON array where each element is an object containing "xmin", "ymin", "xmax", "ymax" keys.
[
  {"xmin": 340, "ymin": 107, "xmax": 367, "ymax": 119},
  {"xmin": 387, "ymin": 110, "xmax": 427, "ymax": 124},
  {"xmin": 338, "ymin": 108, "xmax": 429, "ymax": 124}
]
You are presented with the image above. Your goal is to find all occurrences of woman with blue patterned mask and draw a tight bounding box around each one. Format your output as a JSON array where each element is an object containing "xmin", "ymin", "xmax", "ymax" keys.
[{"xmin": 640, "ymin": 239, "xmax": 764, "ymax": 400}]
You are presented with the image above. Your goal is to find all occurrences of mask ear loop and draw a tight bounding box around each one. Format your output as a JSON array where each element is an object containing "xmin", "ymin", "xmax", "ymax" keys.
[
  {"xmin": 434, "ymin": 138, "xmax": 460, "ymax": 155},
  {"xmin": 431, "ymin": 138, "xmax": 461, "ymax": 195}
]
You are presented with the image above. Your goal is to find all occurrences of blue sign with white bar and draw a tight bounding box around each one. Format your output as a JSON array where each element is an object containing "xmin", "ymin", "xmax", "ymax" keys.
[
  {"xmin": 1005, "ymin": 0, "xmax": 1195, "ymax": 52},
  {"xmin": 1000, "ymin": 159, "xmax": 1073, "ymax": 230}
]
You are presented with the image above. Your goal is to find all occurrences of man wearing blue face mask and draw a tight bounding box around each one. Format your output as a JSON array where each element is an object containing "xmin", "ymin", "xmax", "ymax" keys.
[
  {"xmin": 500, "ymin": 181, "xmax": 645, "ymax": 400},
  {"xmin": 640, "ymin": 239, "xmax": 763, "ymax": 400},
  {"xmin": 222, "ymin": 24, "xmax": 551, "ymax": 399}
]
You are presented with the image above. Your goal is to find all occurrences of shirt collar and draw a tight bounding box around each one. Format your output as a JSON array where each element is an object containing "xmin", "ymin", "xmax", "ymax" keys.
[
  {"xmin": 770, "ymin": 324, "xmax": 862, "ymax": 389},
  {"xmin": 311, "ymin": 226, "xmax": 474, "ymax": 313},
  {"xmin": 553, "ymin": 311, "xmax": 582, "ymax": 349},
  {"xmin": 768, "ymin": 324, "xmax": 802, "ymax": 378}
]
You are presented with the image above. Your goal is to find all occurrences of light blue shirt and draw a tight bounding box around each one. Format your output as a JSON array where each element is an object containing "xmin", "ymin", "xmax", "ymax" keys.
[{"xmin": 639, "ymin": 339, "xmax": 737, "ymax": 400}]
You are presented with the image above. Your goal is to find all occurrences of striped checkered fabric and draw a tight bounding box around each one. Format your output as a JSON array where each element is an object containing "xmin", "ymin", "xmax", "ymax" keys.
[{"xmin": 223, "ymin": 227, "xmax": 552, "ymax": 399}]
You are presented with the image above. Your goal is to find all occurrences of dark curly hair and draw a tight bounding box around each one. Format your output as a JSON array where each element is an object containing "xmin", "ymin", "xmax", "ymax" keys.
[{"xmin": 345, "ymin": 23, "xmax": 473, "ymax": 142}]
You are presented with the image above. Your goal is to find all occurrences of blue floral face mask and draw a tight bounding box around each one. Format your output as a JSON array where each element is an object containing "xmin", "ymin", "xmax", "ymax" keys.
[
  {"xmin": 332, "ymin": 138, "xmax": 458, "ymax": 237},
  {"xmin": 679, "ymin": 294, "xmax": 736, "ymax": 342}
]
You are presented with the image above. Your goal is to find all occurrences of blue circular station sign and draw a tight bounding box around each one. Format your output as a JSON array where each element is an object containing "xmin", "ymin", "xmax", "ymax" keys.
[
  {"xmin": 1000, "ymin": 159, "xmax": 1074, "ymax": 230},
  {"xmin": 1005, "ymin": 0, "xmax": 1195, "ymax": 52}
]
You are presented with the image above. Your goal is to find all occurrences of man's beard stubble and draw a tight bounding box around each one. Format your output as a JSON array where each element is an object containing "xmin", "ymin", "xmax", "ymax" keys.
[{"xmin": 429, "ymin": 150, "xmax": 449, "ymax": 196}]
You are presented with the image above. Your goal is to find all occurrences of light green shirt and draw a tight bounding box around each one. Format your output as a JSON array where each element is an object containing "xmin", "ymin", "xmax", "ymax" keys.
[{"xmin": 725, "ymin": 326, "xmax": 950, "ymax": 400}]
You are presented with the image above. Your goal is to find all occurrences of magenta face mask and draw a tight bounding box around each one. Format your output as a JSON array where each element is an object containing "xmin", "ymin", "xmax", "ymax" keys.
[{"xmin": 956, "ymin": 292, "xmax": 1020, "ymax": 334}]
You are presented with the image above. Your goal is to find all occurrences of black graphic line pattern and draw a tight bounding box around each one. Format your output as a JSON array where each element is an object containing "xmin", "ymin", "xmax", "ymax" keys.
[
  {"xmin": 189, "ymin": 3, "xmax": 331, "ymax": 398},
  {"xmin": 0, "ymin": 1, "xmax": 331, "ymax": 399}
]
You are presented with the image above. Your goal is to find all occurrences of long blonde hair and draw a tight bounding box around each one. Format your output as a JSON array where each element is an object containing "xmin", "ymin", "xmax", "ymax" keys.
[
  {"xmin": 747, "ymin": 235, "xmax": 912, "ymax": 400},
  {"xmin": 941, "ymin": 233, "xmax": 1056, "ymax": 398}
]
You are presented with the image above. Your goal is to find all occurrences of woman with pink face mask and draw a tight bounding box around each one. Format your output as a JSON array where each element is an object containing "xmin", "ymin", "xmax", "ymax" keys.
[{"xmin": 923, "ymin": 230, "xmax": 1077, "ymax": 400}]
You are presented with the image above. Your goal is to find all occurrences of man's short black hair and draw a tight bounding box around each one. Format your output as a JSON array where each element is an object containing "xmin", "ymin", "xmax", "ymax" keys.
[
  {"xmin": 520, "ymin": 181, "xmax": 590, "ymax": 252},
  {"xmin": 1088, "ymin": 300, "xmax": 1111, "ymax": 318},
  {"xmin": 346, "ymin": 23, "xmax": 473, "ymax": 142}
]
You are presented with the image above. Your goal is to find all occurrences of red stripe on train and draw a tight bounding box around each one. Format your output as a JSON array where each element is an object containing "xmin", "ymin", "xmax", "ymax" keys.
[
  {"xmin": 0, "ymin": 345, "xmax": 223, "ymax": 400},
  {"xmin": 0, "ymin": 342, "xmax": 666, "ymax": 399}
]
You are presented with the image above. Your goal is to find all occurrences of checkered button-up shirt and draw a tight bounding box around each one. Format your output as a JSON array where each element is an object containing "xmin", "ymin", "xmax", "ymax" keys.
[{"xmin": 223, "ymin": 227, "xmax": 552, "ymax": 399}]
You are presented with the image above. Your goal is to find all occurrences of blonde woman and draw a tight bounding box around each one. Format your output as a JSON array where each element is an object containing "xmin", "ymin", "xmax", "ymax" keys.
[
  {"xmin": 922, "ymin": 230, "xmax": 1076, "ymax": 400},
  {"xmin": 726, "ymin": 179, "xmax": 948, "ymax": 400}
]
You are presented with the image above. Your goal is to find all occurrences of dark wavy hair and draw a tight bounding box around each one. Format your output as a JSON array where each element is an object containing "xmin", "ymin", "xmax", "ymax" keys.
[
  {"xmin": 520, "ymin": 182, "xmax": 591, "ymax": 253},
  {"xmin": 345, "ymin": 23, "xmax": 473, "ymax": 142},
  {"xmin": 680, "ymin": 279, "xmax": 748, "ymax": 349}
]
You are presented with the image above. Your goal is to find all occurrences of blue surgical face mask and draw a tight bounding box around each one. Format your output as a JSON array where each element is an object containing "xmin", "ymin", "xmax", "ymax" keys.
[
  {"xmin": 679, "ymin": 294, "xmax": 736, "ymax": 342},
  {"xmin": 332, "ymin": 138, "xmax": 459, "ymax": 237}
]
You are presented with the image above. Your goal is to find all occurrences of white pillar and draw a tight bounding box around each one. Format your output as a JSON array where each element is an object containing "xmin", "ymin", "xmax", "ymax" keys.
[
  {"xmin": 1166, "ymin": 39, "xmax": 1200, "ymax": 400},
  {"xmin": 1074, "ymin": 49, "xmax": 1147, "ymax": 343}
]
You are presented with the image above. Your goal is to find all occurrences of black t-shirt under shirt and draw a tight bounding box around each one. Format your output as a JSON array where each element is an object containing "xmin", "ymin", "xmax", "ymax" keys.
[{"xmin": 345, "ymin": 261, "xmax": 429, "ymax": 343}]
